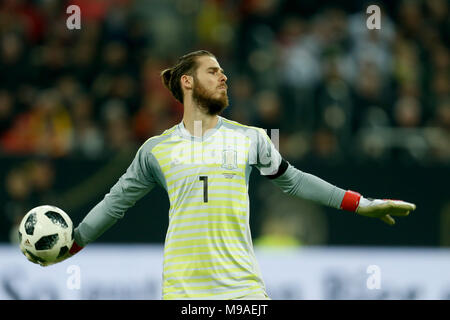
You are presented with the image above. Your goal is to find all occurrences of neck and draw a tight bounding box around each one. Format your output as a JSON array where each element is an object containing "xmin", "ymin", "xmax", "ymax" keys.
[{"xmin": 182, "ymin": 103, "xmax": 219, "ymax": 137}]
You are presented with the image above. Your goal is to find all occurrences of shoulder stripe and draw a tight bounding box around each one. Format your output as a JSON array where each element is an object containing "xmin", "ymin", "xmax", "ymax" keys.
[{"xmin": 137, "ymin": 125, "xmax": 178, "ymax": 153}]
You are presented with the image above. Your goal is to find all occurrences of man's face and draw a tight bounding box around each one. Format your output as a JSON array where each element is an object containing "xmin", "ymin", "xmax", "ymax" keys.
[{"xmin": 191, "ymin": 56, "xmax": 229, "ymax": 115}]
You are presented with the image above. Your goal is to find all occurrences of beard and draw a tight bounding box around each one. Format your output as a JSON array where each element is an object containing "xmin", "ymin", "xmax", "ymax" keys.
[{"xmin": 192, "ymin": 80, "xmax": 229, "ymax": 116}]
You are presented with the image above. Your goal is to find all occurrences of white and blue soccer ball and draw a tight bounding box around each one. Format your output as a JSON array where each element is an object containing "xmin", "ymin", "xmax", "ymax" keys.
[{"xmin": 18, "ymin": 205, "xmax": 74, "ymax": 264}]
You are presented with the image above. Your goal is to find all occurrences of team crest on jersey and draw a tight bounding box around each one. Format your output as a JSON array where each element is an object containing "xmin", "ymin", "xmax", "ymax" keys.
[{"xmin": 222, "ymin": 149, "xmax": 237, "ymax": 170}]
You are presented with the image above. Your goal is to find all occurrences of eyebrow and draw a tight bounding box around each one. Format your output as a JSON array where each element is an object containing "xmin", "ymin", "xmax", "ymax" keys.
[{"xmin": 207, "ymin": 67, "xmax": 225, "ymax": 73}]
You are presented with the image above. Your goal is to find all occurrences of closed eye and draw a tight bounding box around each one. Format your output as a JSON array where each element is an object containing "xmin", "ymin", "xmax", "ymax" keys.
[{"xmin": 207, "ymin": 67, "xmax": 225, "ymax": 75}]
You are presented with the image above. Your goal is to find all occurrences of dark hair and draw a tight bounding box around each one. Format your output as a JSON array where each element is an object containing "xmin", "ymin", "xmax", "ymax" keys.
[{"xmin": 161, "ymin": 50, "xmax": 215, "ymax": 103}]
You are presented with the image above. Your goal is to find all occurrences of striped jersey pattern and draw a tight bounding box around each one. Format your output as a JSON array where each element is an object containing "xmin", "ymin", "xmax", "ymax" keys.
[{"xmin": 140, "ymin": 116, "xmax": 282, "ymax": 299}]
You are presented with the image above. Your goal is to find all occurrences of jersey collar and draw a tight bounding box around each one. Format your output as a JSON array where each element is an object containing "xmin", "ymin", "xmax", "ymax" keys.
[{"xmin": 177, "ymin": 116, "xmax": 223, "ymax": 142}]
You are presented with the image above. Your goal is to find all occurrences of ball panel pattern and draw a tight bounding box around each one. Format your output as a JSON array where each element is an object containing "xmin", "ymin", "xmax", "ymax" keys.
[
  {"xmin": 57, "ymin": 246, "xmax": 69, "ymax": 259},
  {"xmin": 25, "ymin": 212, "xmax": 37, "ymax": 235},
  {"xmin": 35, "ymin": 234, "xmax": 59, "ymax": 250},
  {"xmin": 45, "ymin": 211, "xmax": 69, "ymax": 228}
]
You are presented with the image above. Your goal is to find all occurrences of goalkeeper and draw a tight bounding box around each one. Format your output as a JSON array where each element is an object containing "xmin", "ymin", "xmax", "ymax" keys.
[{"xmin": 24, "ymin": 50, "xmax": 416, "ymax": 299}]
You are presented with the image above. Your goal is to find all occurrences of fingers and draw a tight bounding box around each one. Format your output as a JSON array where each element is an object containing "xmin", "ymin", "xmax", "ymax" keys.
[
  {"xmin": 22, "ymin": 250, "xmax": 51, "ymax": 267},
  {"xmin": 390, "ymin": 200, "xmax": 416, "ymax": 210},
  {"xmin": 23, "ymin": 251, "xmax": 35, "ymax": 263},
  {"xmin": 356, "ymin": 198, "xmax": 415, "ymax": 225},
  {"xmin": 387, "ymin": 200, "xmax": 416, "ymax": 216},
  {"xmin": 39, "ymin": 261, "xmax": 52, "ymax": 267},
  {"xmin": 23, "ymin": 251, "xmax": 43, "ymax": 266},
  {"xmin": 380, "ymin": 214, "xmax": 395, "ymax": 225}
]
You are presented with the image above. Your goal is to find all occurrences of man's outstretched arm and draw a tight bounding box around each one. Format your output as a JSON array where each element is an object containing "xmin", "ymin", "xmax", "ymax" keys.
[
  {"xmin": 24, "ymin": 145, "xmax": 158, "ymax": 266},
  {"xmin": 73, "ymin": 148, "xmax": 158, "ymax": 247},
  {"xmin": 267, "ymin": 160, "xmax": 416, "ymax": 225}
]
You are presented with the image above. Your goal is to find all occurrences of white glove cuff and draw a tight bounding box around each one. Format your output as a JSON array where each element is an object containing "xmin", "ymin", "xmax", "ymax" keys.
[{"xmin": 358, "ymin": 196, "xmax": 372, "ymax": 208}]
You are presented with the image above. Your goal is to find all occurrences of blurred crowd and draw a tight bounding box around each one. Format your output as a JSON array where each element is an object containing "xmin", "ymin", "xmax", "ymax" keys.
[
  {"xmin": 0, "ymin": 0, "xmax": 448, "ymax": 164},
  {"xmin": 0, "ymin": 0, "xmax": 449, "ymax": 243}
]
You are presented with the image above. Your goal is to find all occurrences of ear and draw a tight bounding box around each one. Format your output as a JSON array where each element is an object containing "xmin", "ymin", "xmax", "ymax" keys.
[{"xmin": 181, "ymin": 74, "xmax": 194, "ymax": 91}]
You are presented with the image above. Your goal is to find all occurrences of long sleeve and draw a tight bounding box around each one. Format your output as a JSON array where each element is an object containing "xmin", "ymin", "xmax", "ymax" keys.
[
  {"xmin": 270, "ymin": 163, "xmax": 346, "ymax": 209},
  {"xmin": 250, "ymin": 127, "xmax": 346, "ymax": 209},
  {"xmin": 74, "ymin": 145, "xmax": 159, "ymax": 246}
]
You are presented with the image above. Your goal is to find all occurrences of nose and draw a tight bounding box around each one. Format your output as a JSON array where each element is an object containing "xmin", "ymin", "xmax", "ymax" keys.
[{"xmin": 220, "ymin": 72, "xmax": 227, "ymax": 82}]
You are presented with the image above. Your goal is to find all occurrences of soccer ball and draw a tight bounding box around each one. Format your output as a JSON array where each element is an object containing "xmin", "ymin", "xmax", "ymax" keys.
[{"xmin": 18, "ymin": 205, "xmax": 74, "ymax": 265}]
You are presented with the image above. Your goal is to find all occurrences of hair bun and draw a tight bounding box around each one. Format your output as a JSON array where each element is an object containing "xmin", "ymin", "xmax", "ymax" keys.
[{"xmin": 161, "ymin": 68, "xmax": 173, "ymax": 89}]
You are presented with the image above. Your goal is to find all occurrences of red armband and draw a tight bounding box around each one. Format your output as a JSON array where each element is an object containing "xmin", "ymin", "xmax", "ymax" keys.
[
  {"xmin": 340, "ymin": 190, "xmax": 361, "ymax": 212},
  {"xmin": 69, "ymin": 241, "xmax": 84, "ymax": 255}
]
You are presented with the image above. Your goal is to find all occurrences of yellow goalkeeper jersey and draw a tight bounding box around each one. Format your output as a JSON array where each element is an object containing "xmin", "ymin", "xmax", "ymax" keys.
[{"xmin": 144, "ymin": 116, "xmax": 282, "ymax": 299}]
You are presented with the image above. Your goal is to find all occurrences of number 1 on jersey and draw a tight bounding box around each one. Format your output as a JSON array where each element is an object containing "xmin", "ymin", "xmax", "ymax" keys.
[{"xmin": 199, "ymin": 176, "xmax": 208, "ymax": 203}]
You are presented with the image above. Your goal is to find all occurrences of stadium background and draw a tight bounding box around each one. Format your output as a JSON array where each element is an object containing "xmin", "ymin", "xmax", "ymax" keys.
[{"xmin": 0, "ymin": 0, "xmax": 449, "ymax": 300}]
